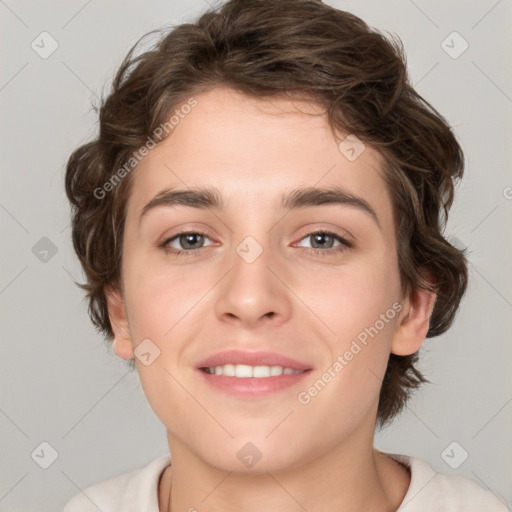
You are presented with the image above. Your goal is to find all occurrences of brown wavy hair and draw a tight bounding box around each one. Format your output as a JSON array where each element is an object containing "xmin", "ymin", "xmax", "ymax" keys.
[{"xmin": 65, "ymin": 0, "xmax": 468, "ymax": 427}]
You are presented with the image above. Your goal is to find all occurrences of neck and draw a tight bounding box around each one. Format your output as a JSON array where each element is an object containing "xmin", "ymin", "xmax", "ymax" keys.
[{"xmin": 158, "ymin": 433, "xmax": 410, "ymax": 512}]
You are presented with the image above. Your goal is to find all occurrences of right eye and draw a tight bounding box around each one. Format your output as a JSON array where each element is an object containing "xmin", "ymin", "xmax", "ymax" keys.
[{"xmin": 160, "ymin": 231, "xmax": 214, "ymax": 256}]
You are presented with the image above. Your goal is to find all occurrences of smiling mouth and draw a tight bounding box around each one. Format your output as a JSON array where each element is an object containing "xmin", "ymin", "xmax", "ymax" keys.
[{"xmin": 200, "ymin": 364, "xmax": 307, "ymax": 378}]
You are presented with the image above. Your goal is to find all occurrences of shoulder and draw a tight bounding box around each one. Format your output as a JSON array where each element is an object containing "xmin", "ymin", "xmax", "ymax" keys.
[
  {"xmin": 383, "ymin": 452, "xmax": 509, "ymax": 512},
  {"xmin": 62, "ymin": 454, "xmax": 172, "ymax": 512}
]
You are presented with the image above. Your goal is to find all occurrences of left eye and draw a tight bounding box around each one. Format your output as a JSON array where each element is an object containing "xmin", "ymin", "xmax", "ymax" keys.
[{"xmin": 296, "ymin": 231, "xmax": 349, "ymax": 251}]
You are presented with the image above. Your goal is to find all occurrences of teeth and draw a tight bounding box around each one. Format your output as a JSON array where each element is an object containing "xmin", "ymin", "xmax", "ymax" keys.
[
  {"xmin": 235, "ymin": 364, "xmax": 253, "ymax": 378},
  {"xmin": 203, "ymin": 364, "xmax": 303, "ymax": 378},
  {"xmin": 223, "ymin": 364, "xmax": 235, "ymax": 377}
]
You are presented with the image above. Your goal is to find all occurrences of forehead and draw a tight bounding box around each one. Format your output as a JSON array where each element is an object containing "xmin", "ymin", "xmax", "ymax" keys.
[{"xmin": 125, "ymin": 87, "xmax": 394, "ymax": 231}]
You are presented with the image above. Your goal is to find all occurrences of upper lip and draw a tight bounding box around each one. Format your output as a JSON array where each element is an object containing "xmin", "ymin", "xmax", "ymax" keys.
[{"xmin": 196, "ymin": 350, "xmax": 312, "ymax": 371}]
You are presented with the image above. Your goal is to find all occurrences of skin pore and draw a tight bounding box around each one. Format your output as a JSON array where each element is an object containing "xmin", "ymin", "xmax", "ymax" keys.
[{"xmin": 106, "ymin": 86, "xmax": 436, "ymax": 511}]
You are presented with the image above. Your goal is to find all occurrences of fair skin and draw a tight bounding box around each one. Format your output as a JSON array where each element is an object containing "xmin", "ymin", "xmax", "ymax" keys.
[{"xmin": 106, "ymin": 86, "xmax": 436, "ymax": 512}]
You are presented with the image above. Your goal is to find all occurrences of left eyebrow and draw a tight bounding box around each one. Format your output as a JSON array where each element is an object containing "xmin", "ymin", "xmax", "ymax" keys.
[
  {"xmin": 280, "ymin": 186, "xmax": 380, "ymax": 228},
  {"xmin": 139, "ymin": 185, "xmax": 380, "ymax": 229}
]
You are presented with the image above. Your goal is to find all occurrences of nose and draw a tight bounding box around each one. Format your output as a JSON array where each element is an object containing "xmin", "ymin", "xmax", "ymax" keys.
[{"xmin": 214, "ymin": 241, "xmax": 293, "ymax": 329}]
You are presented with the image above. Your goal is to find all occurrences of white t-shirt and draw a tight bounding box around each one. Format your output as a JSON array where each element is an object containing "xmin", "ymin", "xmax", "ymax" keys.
[{"xmin": 63, "ymin": 451, "xmax": 509, "ymax": 511}]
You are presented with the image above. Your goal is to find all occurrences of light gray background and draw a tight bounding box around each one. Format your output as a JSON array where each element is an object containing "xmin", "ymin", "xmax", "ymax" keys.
[{"xmin": 1, "ymin": 1, "xmax": 511, "ymax": 511}]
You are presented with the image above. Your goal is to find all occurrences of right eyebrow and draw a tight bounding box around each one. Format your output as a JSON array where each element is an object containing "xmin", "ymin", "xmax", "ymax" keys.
[{"xmin": 139, "ymin": 187, "xmax": 223, "ymax": 224}]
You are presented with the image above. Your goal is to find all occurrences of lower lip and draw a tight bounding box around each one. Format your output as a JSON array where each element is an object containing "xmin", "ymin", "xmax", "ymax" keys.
[{"xmin": 197, "ymin": 369, "xmax": 311, "ymax": 397}]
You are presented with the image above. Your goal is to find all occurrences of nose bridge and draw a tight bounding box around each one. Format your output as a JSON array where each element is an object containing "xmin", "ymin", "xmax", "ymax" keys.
[
  {"xmin": 230, "ymin": 202, "xmax": 283, "ymax": 274},
  {"xmin": 229, "ymin": 198, "xmax": 275, "ymax": 267},
  {"xmin": 230, "ymin": 230, "xmax": 274, "ymax": 298},
  {"xmin": 214, "ymin": 226, "xmax": 291, "ymax": 326},
  {"xmin": 235, "ymin": 233, "xmax": 268, "ymax": 266}
]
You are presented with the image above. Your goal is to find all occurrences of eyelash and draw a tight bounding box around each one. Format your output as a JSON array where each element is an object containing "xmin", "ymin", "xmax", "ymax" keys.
[{"xmin": 159, "ymin": 229, "xmax": 353, "ymax": 258}]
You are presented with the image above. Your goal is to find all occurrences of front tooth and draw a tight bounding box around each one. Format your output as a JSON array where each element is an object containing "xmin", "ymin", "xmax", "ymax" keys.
[
  {"xmin": 235, "ymin": 364, "xmax": 253, "ymax": 378},
  {"xmin": 253, "ymin": 366, "xmax": 271, "ymax": 378}
]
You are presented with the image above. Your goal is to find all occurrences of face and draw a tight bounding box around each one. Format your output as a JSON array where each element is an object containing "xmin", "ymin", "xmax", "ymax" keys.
[{"xmin": 108, "ymin": 86, "xmax": 431, "ymax": 473}]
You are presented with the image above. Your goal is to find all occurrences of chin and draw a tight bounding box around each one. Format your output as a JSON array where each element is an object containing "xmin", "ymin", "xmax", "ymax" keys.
[{"xmin": 189, "ymin": 432, "xmax": 312, "ymax": 475}]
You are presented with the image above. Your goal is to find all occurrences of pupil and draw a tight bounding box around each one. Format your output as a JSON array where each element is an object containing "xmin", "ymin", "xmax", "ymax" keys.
[
  {"xmin": 313, "ymin": 233, "xmax": 332, "ymax": 249},
  {"xmin": 181, "ymin": 233, "xmax": 202, "ymax": 250}
]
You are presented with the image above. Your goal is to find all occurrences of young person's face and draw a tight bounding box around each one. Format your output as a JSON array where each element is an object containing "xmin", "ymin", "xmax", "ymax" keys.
[{"xmin": 108, "ymin": 86, "xmax": 433, "ymax": 473}]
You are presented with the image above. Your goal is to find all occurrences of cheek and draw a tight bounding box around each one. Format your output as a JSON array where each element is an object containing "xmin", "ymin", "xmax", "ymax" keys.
[
  {"xmin": 302, "ymin": 254, "xmax": 401, "ymax": 343},
  {"xmin": 299, "ymin": 252, "xmax": 401, "ymax": 399},
  {"xmin": 123, "ymin": 257, "xmax": 207, "ymax": 342},
  {"xmin": 121, "ymin": 258, "xmax": 207, "ymax": 430},
  {"xmin": 296, "ymin": 287, "xmax": 401, "ymax": 433}
]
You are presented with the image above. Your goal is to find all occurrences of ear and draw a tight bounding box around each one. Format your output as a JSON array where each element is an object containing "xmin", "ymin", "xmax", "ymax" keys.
[
  {"xmin": 105, "ymin": 285, "xmax": 134, "ymax": 360},
  {"xmin": 391, "ymin": 283, "xmax": 437, "ymax": 356}
]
